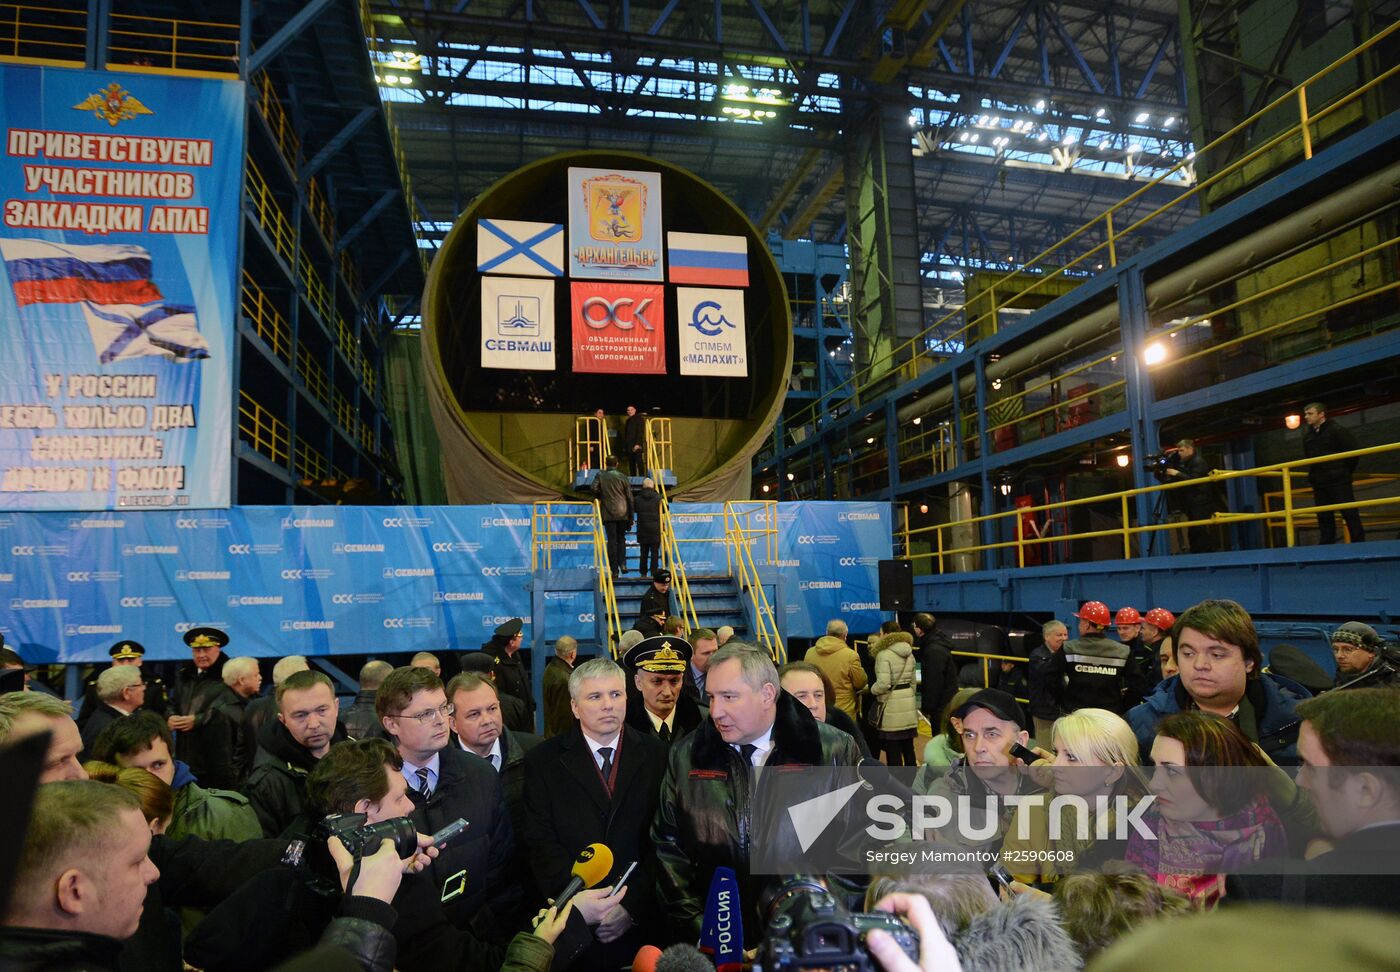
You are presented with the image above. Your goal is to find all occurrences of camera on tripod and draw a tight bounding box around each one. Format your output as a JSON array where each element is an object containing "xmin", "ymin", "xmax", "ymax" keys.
[
  {"xmin": 1143, "ymin": 450, "xmax": 1181, "ymax": 480},
  {"xmin": 316, "ymin": 812, "xmax": 419, "ymax": 860},
  {"xmin": 759, "ymin": 877, "xmax": 920, "ymax": 971}
]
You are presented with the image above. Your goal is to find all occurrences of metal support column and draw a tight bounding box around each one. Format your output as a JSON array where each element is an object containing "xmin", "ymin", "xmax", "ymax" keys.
[
  {"xmin": 844, "ymin": 88, "xmax": 924, "ymax": 390},
  {"xmin": 1117, "ymin": 267, "xmax": 1158, "ymax": 555},
  {"xmin": 974, "ymin": 355, "xmax": 997, "ymax": 563}
]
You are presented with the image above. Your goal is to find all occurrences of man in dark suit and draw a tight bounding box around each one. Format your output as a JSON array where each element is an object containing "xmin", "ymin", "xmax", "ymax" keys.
[
  {"xmin": 77, "ymin": 639, "xmax": 169, "ymax": 727},
  {"xmin": 377, "ymin": 664, "xmax": 520, "ymax": 935},
  {"xmin": 622, "ymin": 635, "xmax": 706, "ymax": 747},
  {"xmin": 79, "ymin": 665, "xmax": 146, "ymax": 758},
  {"xmin": 523, "ymin": 657, "xmax": 667, "ymax": 968},
  {"xmin": 685, "ymin": 628, "xmax": 718, "ymax": 705},
  {"xmin": 448, "ymin": 670, "xmax": 543, "ymax": 901},
  {"xmin": 1228, "ymin": 687, "xmax": 1400, "ymax": 911}
]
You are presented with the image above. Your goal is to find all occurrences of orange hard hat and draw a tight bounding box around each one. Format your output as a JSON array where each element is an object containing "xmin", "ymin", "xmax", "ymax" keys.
[
  {"xmin": 1075, "ymin": 601, "xmax": 1112, "ymax": 626},
  {"xmin": 1115, "ymin": 606, "xmax": 1142, "ymax": 625},
  {"xmin": 1144, "ymin": 607, "xmax": 1176, "ymax": 631}
]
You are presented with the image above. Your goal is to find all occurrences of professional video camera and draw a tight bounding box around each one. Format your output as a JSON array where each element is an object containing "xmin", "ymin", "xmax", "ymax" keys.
[
  {"xmin": 1143, "ymin": 449, "xmax": 1181, "ymax": 480},
  {"xmin": 759, "ymin": 877, "xmax": 920, "ymax": 971},
  {"xmin": 316, "ymin": 812, "xmax": 418, "ymax": 860}
]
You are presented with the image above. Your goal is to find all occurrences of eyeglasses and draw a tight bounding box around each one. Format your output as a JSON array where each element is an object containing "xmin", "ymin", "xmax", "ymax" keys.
[
  {"xmin": 395, "ymin": 702, "xmax": 455, "ymax": 725},
  {"xmin": 1334, "ymin": 644, "xmax": 1370, "ymax": 656}
]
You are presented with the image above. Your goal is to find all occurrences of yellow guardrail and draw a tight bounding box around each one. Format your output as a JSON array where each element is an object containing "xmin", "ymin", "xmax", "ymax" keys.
[
  {"xmin": 530, "ymin": 502, "xmax": 623, "ymax": 653},
  {"xmin": 238, "ymin": 391, "xmax": 289, "ymax": 466},
  {"xmin": 782, "ymin": 19, "xmax": 1400, "ymax": 443},
  {"xmin": 724, "ymin": 501, "xmax": 781, "ymax": 661},
  {"xmin": 648, "ymin": 426, "xmax": 698, "ymax": 629},
  {"xmin": 570, "ymin": 415, "xmax": 610, "ymax": 473},
  {"xmin": 910, "ymin": 440, "xmax": 1400, "ymax": 572},
  {"xmin": 1262, "ymin": 472, "xmax": 1400, "ymax": 547}
]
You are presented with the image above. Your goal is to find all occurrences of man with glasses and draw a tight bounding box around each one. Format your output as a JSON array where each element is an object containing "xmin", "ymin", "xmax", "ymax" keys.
[
  {"xmin": 1330, "ymin": 621, "xmax": 1398, "ymax": 689},
  {"xmin": 376, "ymin": 665, "xmax": 520, "ymax": 932},
  {"xmin": 245, "ymin": 669, "xmax": 348, "ymax": 836}
]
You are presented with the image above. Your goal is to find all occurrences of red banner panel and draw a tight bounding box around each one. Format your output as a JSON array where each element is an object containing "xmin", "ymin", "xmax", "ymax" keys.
[{"xmin": 570, "ymin": 281, "xmax": 666, "ymax": 374}]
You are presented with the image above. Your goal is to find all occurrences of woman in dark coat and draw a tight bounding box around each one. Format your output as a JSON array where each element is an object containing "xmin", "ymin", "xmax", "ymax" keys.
[{"xmin": 634, "ymin": 478, "xmax": 663, "ymax": 576}]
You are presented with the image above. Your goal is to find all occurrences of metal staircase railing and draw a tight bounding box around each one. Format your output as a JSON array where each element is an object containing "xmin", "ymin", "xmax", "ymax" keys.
[
  {"xmin": 723, "ymin": 500, "xmax": 782, "ymax": 661},
  {"xmin": 531, "ymin": 501, "xmax": 621, "ymax": 653},
  {"xmin": 645, "ymin": 417, "xmax": 697, "ymax": 629}
]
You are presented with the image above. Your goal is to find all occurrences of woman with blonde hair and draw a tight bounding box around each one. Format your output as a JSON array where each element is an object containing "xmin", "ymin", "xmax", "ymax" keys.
[
  {"xmin": 84, "ymin": 760, "xmax": 175, "ymax": 833},
  {"xmin": 1000, "ymin": 707, "xmax": 1149, "ymax": 886}
]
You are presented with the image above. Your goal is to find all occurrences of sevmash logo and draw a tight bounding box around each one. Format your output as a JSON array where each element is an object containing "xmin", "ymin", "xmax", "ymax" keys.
[
  {"xmin": 838, "ymin": 511, "xmax": 883, "ymax": 522},
  {"xmin": 497, "ymin": 296, "xmax": 541, "ymax": 336}
]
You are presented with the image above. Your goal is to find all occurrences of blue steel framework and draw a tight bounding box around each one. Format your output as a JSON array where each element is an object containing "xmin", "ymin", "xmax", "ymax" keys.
[
  {"xmin": 71, "ymin": 0, "xmax": 424, "ymax": 502},
  {"xmin": 762, "ymin": 109, "xmax": 1400, "ymax": 624},
  {"xmin": 367, "ymin": 0, "xmax": 1193, "ymax": 286}
]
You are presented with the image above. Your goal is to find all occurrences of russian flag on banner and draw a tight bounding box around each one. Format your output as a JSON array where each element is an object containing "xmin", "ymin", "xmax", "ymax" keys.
[
  {"xmin": 0, "ymin": 239, "xmax": 164, "ymax": 307},
  {"xmin": 80, "ymin": 302, "xmax": 209, "ymax": 363},
  {"xmin": 667, "ymin": 232, "xmax": 749, "ymax": 288}
]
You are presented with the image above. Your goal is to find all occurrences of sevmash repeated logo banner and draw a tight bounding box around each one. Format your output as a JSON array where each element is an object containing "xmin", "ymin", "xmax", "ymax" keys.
[{"xmin": 0, "ymin": 65, "xmax": 242, "ymax": 510}]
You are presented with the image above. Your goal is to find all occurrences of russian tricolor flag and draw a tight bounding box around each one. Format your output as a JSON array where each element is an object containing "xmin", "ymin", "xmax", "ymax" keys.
[
  {"xmin": 0, "ymin": 239, "xmax": 164, "ymax": 307},
  {"xmin": 667, "ymin": 232, "xmax": 749, "ymax": 288}
]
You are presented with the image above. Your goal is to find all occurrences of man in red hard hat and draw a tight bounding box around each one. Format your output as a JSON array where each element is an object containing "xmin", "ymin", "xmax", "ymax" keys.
[
  {"xmin": 1043, "ymin": 601, "xmax": 1147, "ymax": 715},
  {"xmin": 1141, "ymin": 608, "xmax": 1176, "ymax": 683},
  {"xmin": 1115, "ymin": 607, "xmax": 1156, "ymax": 704}
]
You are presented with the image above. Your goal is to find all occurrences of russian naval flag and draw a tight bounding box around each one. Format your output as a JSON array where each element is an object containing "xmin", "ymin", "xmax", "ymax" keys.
[
  {"xmin": 667, "ymin": 232, "xmax": 749, "ymax": 288},
  {"xmin": 0, "ymin": 239, "xmax": 164, "ymax": 307},
  {"xmin": 81, "ymin": 302, "xmax": 209, "ymax": 363}
]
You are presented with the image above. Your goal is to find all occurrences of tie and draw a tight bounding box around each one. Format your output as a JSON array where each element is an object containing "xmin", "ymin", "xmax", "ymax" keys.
[
  {"xmin": 598, "ymin": 746, "xmax": 614, "ymax": 780},
  {"xmin": 415, "ymin": 767, "xmax": 432, "ymax": 799},
  {"xmin": 659, "ymin": 723, "xmax": 672, "ymax": 744},
  {"xmin": 739, "ymin": 743, "xmax": 758, "ymax": 769}
]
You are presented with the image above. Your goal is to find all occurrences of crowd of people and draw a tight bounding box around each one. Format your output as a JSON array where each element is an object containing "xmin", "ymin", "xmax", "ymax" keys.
[{"xmin": 2, "ymin": 594, "xmax": 1398, "ymax": 972}]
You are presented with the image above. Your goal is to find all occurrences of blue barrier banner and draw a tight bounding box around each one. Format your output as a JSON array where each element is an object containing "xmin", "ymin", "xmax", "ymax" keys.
[
  {"xmin": 0, "ymin": 500, "xmax": 892, "ymax": 661},
  {"xmin": 0, "ymin": 66, "xmax": 242, "ymax": 510},
  {"xmin": 762, "ymin": 501, "xmax": 892, "ymax": 638}
]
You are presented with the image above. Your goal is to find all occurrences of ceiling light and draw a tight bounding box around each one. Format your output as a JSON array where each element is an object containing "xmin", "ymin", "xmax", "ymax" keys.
[
  {"xmin": 1116, "ymin": 453, "xmax": 1131, "ymax": 468},
  {"xmin": 1164, "ymin": 116, "xmax": 1177, "ymax": 127},
  {"xmin": 786, "ymin": 472, "xmax": 795, "ymax": 481},
  {"xmin": 1034, "ymin": 99, "xmax": 1046, "ymax": 112},
  {"xmin": 909, "ymin": 114, "xmax": 919, "ymax": 126},
  {"xmin": 991, "ymin": 378, "xmax": 1002, "ymax": 390},
  {"xmin": 912, "ymin": 416, "xmax": 922, "ymax": 426},
  {"xmin": 969, "ymin": 133, "xmax": 979, "ymax": 143},
  {"xmin": 1036, "ymin": 131, "xmax": 1049, "ymax": 141},
  {"xmin": 1062, "ymin": 133, "xmax": 1077, "ymax": 145},
  {"xmin": 761, "ymin": 483, "xmax": 770, "ymax": 493},
  {"xmin": 1144, "ymin": 341, "xmax": 1167, "ymax": 365},
  {"xmin": 1098, "ymin": 138, "xmax": 1111, "ymax": 150},
  {"xmin": 958, "ymin": 132, "xmax": 968, "ymax": 142},
  {"xmin": 866, "ymin": 436, "xmax": 876, "ymax": 445},
  {"xmin": 1135, "ymin": 112, "xmax": 1150, "ymax": 123},
  {"xmin": 1284, "ymin": 414, "xmax": 1302, "ymax": 430},
  {"xmin": 1127, "ymin": 144, "xmax": 1142, "ymax": 156},
  {"xmin": 919, "ymin": 503, "xmax": 929, "ymax": 514},
  {"xmin": 1095, "ymin": 107, "xmax": 1107, "ymax": 118},
  {"xmin": 998, "ymin": 482, "xmax": 1013, "ymax": 496}
]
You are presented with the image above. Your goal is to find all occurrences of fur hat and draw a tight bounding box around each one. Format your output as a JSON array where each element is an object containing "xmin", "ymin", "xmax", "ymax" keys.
[{"xmin": 954, "ymin": 894, "xmax": 1082, "ymax": 972}]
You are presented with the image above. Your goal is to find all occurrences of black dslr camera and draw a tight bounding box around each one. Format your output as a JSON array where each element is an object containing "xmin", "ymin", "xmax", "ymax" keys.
[
  {"xmin": 317, "ymin": 812, "xmax": 418, "ymax": 860},
  {"xmin": 760, "ymin": 877, "xmax": 920, "ymax": 971}
]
